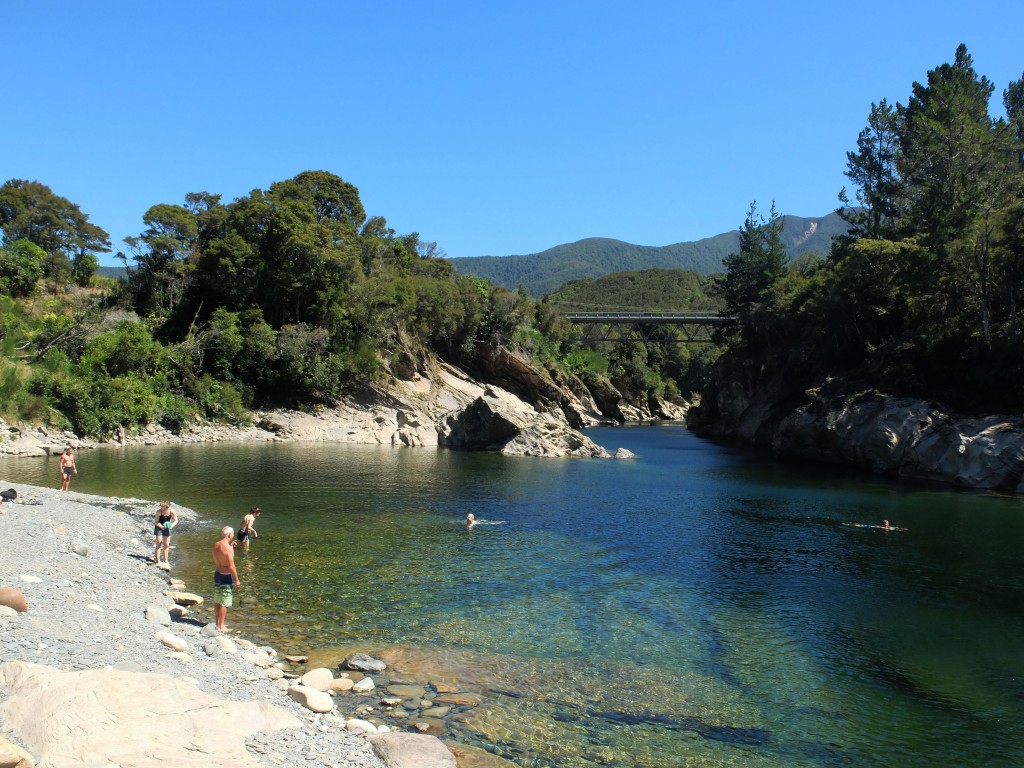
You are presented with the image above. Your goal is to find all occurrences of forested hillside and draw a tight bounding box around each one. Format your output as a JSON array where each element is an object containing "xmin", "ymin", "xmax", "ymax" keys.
[
  {"xmin": 0, "ymin": 173, "xmax": 700, "ymax": 439},
  {"xmin": 546, "ymin": 269, "xmax": 723, "ymax": 312},
  {"xmin": 451, "ymin": 213, "xmax": 848, "ymax": 297}
]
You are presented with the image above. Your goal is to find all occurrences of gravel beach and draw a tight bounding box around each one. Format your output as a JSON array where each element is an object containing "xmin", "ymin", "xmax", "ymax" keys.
[{"xmin": 0, "ymin": 480, "xmax": 390, "ymax": 768}]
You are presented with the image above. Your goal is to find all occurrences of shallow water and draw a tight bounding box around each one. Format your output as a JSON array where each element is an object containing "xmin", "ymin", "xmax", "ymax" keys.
[{"xmin": 4, "ymin": 424, "xmax": 1024, "ymax": 766}]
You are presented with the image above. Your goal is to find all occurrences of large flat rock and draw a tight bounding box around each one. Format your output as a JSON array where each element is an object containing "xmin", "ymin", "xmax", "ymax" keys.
[{"xmin": 0, "ymin": 661, "xmax": 301, "ymax": 768}]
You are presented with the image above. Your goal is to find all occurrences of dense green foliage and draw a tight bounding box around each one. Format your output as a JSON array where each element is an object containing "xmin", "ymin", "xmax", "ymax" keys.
[
  {"xmin": 0, "ymin": 171, "xmax": 705, "ymax": 437},
  {"xmin": 0, "ymin": 180, "xmax": 108, "ymax": 289},
  {"xmin": 546, "ymin": 268, "xmax": 722, "ymax": 312},
  {"xmin": 451, "ymin": 214, "xmax": 847, "ymax": 297},
  {"xmin": 716, "ymin": 45, "xmax": 1024, "ymax": 412},
  {"xmin": 544, "ymin": 268, "xmax": 725, "ymax": 399}
]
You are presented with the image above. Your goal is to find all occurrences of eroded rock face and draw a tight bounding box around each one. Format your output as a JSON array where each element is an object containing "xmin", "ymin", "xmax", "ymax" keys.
[
  {"xmin": 0, "ymin": 661, "xmax": 300, "ymax": 768},
  {"xmin": 441, "ymin": 396, "xmax": 522, "ymax": 451},
  {"xmin": 693, "ymin": 366, "xmax": 1024, "ymax": 492},
  {"xmin": 774, "ymin": 392, "xmax": 1024, "ymax": 492}
]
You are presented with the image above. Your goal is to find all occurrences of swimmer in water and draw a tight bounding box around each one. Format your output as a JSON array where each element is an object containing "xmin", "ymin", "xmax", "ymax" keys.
[
  {"xmin": 467, "ymin": 513, "xmax": 478, "ymax": 528},
  {"xmin": 882, "ymin": 520, "xmax": 894, "ymax": 530}
]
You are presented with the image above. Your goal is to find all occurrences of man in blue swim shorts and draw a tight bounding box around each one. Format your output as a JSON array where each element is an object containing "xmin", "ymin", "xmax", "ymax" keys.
[{"xmin": 212, "ymin": 526, "xmax": 241, "ymax": 631}]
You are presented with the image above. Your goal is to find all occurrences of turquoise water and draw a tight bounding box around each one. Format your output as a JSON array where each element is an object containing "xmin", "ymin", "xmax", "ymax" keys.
[{"xmin": 3, "ymin": 424, "xmax": 1024, "ymax": 767}]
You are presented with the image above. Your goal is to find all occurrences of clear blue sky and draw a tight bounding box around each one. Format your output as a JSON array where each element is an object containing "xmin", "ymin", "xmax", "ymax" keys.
[{"xmin": 4, "ymin": 1, "xmax": 1022, "ymax": 266}]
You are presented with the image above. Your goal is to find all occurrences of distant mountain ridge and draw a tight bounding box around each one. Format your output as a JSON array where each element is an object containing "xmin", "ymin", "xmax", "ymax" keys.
[{"xmin": 451, "ymin": 212, "xmax": 847, "ymax": 297}]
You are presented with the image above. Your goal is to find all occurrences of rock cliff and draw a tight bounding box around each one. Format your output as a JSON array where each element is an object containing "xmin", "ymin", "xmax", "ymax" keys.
[
  {"xmin": 257, "ymin": 348, "xmax": 686, "ymax": 458},
  {"xmin": 689, "ymin": 363, "xmax": 1024, "ymax": 493}
]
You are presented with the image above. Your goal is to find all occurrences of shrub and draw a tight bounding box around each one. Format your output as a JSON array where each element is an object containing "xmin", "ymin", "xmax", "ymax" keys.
[{"xmin": 190, "ymin": 375, "xmax": 249, "ymax": 425}]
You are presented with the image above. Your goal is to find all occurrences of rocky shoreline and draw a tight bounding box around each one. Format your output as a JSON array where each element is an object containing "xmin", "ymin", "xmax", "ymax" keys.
[
  {"xmin": 0, "ymin": 354, "xmax": 683, "ymax": 462},
  {"xmin": 0, "ymin": 482, "xmax": 476, "ymax": 768},
  {"xmin": 689, "ymin": 361, "xmax": 1024, "ymax": 494}
]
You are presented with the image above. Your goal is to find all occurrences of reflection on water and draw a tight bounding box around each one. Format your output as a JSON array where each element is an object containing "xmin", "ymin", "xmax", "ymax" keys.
[{"xmin": 3, "ymin": 426, "xmax": 1024, "ymax": 767}]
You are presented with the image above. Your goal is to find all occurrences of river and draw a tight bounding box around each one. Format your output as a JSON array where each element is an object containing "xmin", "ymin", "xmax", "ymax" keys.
[{"xmin": 2, "ymin": 423, "xmax": 1023, "ymax": 767}]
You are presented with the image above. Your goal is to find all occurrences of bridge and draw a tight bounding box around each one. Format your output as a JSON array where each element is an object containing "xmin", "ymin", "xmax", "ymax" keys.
[{"xmin": 559, "ymin": 310, "xmax": 733, "ymax": 344}]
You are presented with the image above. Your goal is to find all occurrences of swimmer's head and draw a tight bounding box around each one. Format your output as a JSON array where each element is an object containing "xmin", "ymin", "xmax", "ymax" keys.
[
  {"xmin": 467, "ymin": 514, "xmax": 475, "ymax": 522},
  {"xmin": 221, "ymin": 526, "xmax": 234, "ymax": 539}
]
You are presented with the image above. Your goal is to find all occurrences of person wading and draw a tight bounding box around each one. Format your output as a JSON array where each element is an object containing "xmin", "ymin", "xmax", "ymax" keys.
[{"xmin": 212, "ymin": 527, "xmax": 241, "ymax": 632}]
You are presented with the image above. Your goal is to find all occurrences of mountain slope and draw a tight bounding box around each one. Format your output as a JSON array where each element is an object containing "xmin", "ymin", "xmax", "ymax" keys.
[
  {"xmin": 452, "ymin": 212, "xmax": 847, "ymax": 296},
  {"xmin": 546, "ymin": 268, "xmax": 723, "ymax": 313}
]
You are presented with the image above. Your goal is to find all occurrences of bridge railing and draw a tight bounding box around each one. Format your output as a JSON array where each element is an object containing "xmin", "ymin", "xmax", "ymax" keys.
[
  {"xmin": 556, "ymin": 310, "xmax": 734, "ymax": 344},
  {"xmin": 563, "ymin": 311, "xmax": 733, "ymax": 324}
]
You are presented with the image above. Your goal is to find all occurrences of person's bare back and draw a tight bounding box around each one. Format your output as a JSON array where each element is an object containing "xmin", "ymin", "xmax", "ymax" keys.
[
  {"xmin": 213, "ymin": 537, "xmax": 237, "ymax": 578},
  {"xmin": 212, "ymin": 527, "xmax": 240, "ymax": 632}
]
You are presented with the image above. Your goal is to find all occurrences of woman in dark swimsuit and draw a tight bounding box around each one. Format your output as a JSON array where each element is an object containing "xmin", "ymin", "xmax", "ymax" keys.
[{"xmin": 153, "ymin": 501, "xmax": 177, "ymax": 566}]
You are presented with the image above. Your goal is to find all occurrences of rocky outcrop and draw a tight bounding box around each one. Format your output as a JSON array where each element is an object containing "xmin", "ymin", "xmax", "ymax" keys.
[
  {"xmin": 0, "ymin": 343, "xmax": 690, "ymax": 460},
  {"xmin": 774, "ymin": 391, "xmax": 1024, "ymax": 492},
  {"xmin": 690, "ymin": 362, "xmax": 1024, "ymax": 492},
  {"xmin": 250, "ymin": 354, "xmax": 639, "ymax": 458},
  {"xmin": 439, "ymin": 393, "xmax": 609, "ymax": 457}
]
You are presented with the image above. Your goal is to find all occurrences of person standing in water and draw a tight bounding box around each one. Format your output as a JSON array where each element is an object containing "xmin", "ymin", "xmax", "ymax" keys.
[
  {"xmin": 236, "ymin": 507, "xmax": 260, "ymax": 551},
  {"xmin": 153, "ymin": 501, "xmax": 178, "ymax": 566},
  {"xmin": 467, "ymin": 513, "xmax": 478, "ymax": 528},
  {"xmin": 58, "ymin": 447, "xmax": 77, "ymax": 491},
  {"xmin": 212, "ymin": 526, "xmax": 241, "ymax": 632}
]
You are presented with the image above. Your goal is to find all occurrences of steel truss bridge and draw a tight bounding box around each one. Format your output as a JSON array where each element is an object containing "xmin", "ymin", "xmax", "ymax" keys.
[{"xmin": 561, "ymin": 311, "xmax": 733, "ymax": 344}]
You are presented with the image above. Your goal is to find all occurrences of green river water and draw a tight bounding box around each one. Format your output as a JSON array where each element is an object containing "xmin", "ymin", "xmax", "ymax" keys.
[{"xmin": 2, "ymin": 423, "xmax": 1023, "ymax": 767}]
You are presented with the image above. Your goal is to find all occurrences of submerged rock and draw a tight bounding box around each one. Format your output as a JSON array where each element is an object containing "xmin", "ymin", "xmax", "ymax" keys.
[
  {"xmin": 368, "ymin": 732, "xmax": 456, "ymax": 768},
  {"xmin": 344, "ymin": 652, "xmax": 387, "ymax": 673}
]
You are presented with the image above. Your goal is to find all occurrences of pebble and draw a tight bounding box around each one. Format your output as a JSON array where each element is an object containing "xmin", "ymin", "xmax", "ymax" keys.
[{"xmin": 0, "ymin": 481, "xmax": 386, "ymax": 768}]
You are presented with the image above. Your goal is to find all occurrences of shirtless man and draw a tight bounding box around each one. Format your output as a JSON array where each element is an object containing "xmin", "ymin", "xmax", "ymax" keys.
[
  {"xmin": 236, "ymin": 507, "xmax": 260, "ymax": 551},
  {"xmin": 466, "ymin": 513, "xmax": 478, "ymax": 528},
  {"xmin": 212, "ymin": 526, "xmax": 241, "ymax": 632},
  {"xmin": 58, "ymin": 447, "xmax": 77, "ymax": 491}
]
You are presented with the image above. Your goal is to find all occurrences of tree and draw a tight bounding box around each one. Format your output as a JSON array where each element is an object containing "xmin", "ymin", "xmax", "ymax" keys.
[
  {"xmin": 124, "ymin": 204, "xmax": 199, "ymax": 317},
  {"xmin": 0, "ymin": 180, "xmax": 109, "ymax": 284},
  {"xmin": 719, "ymin": 201, "xmax": 787, "ymax": 342},
  {"xmin": 897, "ymin": 45, "xmax": 1003, "ymax": 328},
  {"xmin": 900, "ymin": 45, "xmax": 996, "ymax": 241},
  {"xmin": 994, "ymin": 74, "xmax": 1024, "ymax": 340},
  {"xmin": 0, "ymin": 239, "xmax": 47, "ymax": 296},
  {"xmin": 838, "ymin": 99, "xmax": 902, "ymax": 239}
]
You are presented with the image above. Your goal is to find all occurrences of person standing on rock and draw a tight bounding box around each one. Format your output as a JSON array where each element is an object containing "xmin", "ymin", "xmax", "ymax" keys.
[
  {"xmin": 212, "ymin": 526, "xmax": 241, "ymax": 632},
  {"xmin": 153, "ymin": 501, "xmax": 177, "ymax": 566},
  {"xmin": 236, "ymin": 506, "xmax": 260, "ymax": 551},
  {"xmin": 58, "ymin": 447, "xmax": 77, "ymax": 491}
]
